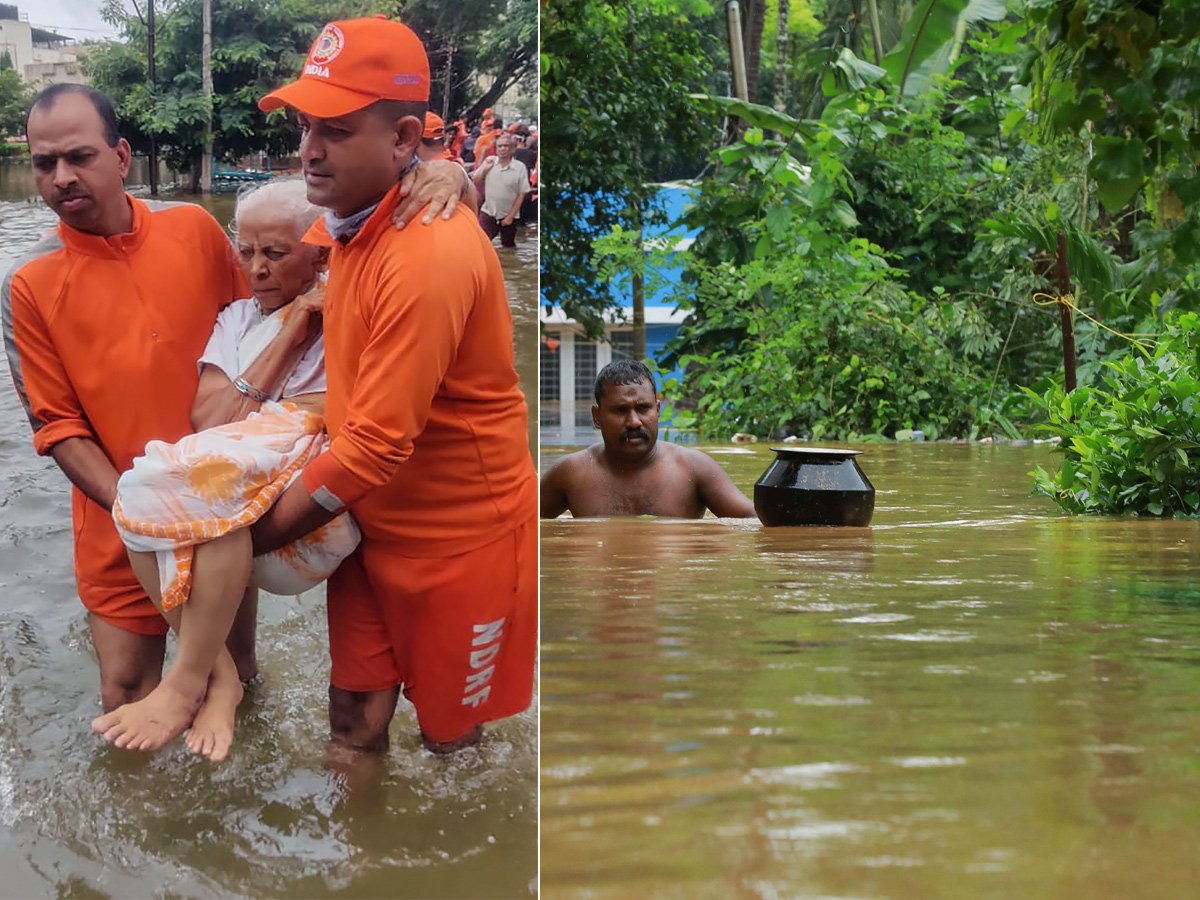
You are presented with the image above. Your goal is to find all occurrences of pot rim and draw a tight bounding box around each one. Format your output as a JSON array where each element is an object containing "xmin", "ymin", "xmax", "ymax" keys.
[{"xmin": 768, "ymin": 446, "xmax": 863, "ymax": 458}]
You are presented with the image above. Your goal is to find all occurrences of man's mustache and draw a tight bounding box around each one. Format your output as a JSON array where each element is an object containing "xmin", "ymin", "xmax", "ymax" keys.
[
  {"xmin": 619, "ymin": 428, "xmax": 650, "ymax": 442},
  {"xmin": 53, "ymin": 188, "xmax": 89, "ymax": 204}
]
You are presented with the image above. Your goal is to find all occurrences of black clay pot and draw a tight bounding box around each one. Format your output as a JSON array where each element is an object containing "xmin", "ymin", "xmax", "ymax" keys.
[{"xmin": 754, "ymin": 447, "xmax": 876, "ymax": 527}]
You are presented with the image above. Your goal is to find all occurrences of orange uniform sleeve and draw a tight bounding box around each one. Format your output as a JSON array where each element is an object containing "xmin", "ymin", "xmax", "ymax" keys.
[
  {"xmin": 7, "ymin": 275, "xmax": 95, "ymax": 454},
  {"xmin": 301, "ymin": 251, "xmax": 475, "ymax": 511}
]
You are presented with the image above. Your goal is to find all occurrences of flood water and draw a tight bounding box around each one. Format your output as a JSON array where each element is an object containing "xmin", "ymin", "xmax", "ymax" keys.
[
  {"xmin": 540, "ymin": 441, "xmax": 1200, "ymax": 899},
  {"xmin": 0, "ymin": 163, "xmax": 538, "ymax": 898}
]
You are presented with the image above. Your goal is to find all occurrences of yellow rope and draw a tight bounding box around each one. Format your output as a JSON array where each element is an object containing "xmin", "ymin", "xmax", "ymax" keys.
[{"xmin": 1031, "ymin": 292, "xmax": 1155, "ymax": 352}]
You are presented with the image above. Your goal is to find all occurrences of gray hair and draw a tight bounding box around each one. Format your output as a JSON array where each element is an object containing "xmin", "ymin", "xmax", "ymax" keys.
[{"xmin": 233, "ymin": 178, "xmax": 322, "ymax": 239}]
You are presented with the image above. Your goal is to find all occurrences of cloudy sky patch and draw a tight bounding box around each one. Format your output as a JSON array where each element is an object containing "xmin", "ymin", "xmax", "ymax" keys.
[{"xmin": 22, "ymin": 0, "xmax": 118, "ymax": 39}]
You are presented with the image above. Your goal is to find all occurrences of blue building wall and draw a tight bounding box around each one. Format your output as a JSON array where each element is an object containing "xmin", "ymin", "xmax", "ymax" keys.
[
  {"xmin": 540, "ymin": 182, "xmax": 698, "ymax": 375},
  {"xmin": 540, "ymin": 182, "xmax": 698, "ymax": 319}
]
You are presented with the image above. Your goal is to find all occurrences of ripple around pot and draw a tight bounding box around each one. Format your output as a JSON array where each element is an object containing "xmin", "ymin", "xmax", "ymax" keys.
[{"xmin": 754, "ymin": 447, "xmax": 876, "ymax": 527}]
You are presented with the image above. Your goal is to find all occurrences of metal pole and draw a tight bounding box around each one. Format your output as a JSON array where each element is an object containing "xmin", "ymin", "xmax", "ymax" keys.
[
  {"xmin": 726, "ymin": 0, "xmax": 749, "ymax": 102},
  {"xmin": 1055, "ymin": 231, "xmax": 1077, "ymax": 393},
  {"xmin": 147, "ymin": 0, "xmax": 158, "ymax": 195},
  {"xmin": 201, "ymin": 0, "xmax": 213, "ymax": 193}
]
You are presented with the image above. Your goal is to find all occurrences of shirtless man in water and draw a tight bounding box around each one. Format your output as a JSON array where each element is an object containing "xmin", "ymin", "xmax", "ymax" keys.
[{"xmin": 540, "ymin": 359, "xmax": 757, "ymax": 519}]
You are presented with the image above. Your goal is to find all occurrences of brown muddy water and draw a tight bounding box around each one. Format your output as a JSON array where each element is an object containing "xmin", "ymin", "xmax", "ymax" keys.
[
  {"xmin": 541, "ymin": 441, "xmax": 1200, "ymax": 899},
  {"xmin": 0, "ymin": 166, "xmax": 538, "ymax": 898}
]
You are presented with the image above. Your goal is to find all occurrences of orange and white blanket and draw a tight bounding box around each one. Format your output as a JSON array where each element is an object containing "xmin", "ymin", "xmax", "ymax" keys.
[{"xmin": 112, "ymin": 403, "xmax": 360, "ymax": 610}]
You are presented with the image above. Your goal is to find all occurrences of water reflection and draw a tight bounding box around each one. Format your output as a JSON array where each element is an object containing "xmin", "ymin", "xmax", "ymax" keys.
[
  {"xmin": 0, "ymin": 176, "xmax": 537, "ymax": 897},
  {"xmin": 541, "ymin": 442, "xmax": 1200, "ymax": 899}
]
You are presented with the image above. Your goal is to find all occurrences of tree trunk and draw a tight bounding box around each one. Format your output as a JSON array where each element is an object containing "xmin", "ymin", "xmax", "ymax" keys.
[
  {"xmin": 632, "ymin": 267, "xmax": 646, "ymax": 362},
  {"xmin": 462, "ymin": 44, "xmax": 535, "ymax": 124},
  {"xmin": 774, "ymin": 0, "xmax": 789, "ymax": 112},
  {"xmin": 742, "ymin": 0, "xmax": 766, "ymax": 104},
  {"xmin": 200, "ymin": 0, "xmax": 213, "ymax": 194},
  {"xmin": 189, "ymin": 150, "xmax": 202, "ymax": 193},
  {"xmin": 441, "ymin": 45, "xmax": 454, "ymax": 121}
]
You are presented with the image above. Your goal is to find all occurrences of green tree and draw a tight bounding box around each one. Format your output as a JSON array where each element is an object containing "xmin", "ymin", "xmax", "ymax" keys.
[
  {"xmin": 390, "ymin": 0, "xmax": 537, "ymax": 124},
  {"xmin": 87, "ymin": 0, "xmax": 531, "ymax": 189},
  {"xmin": 0, "ymin": 64, "xmax": 31, "ymax": 138},
  {"xmin": 88, "ymin": 0, "xmax": 375, "ymax": 187},
  {"xmin": 541, "ymin": 0, "xmax": 715, "ymax": 348},
  {"xmin": 1020, "ymin": 0, "xmax": 1200, "ymax": 311}
]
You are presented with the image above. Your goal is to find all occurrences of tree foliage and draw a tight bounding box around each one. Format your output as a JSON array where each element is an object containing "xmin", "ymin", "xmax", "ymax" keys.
[
  {"xmin": 1028, "ymin": 311, "xmax": 1200, "ymax": 518},
  {"xmin": 540, "ymin": 0, "xmax": 715, "ymax": 335},
  {"xmin": 85, "ymin": 0, "xmax": 533, "ymax": 184},
  {"xmin": 1021, "ymin": 0, "xmax": 1200, "ymax": 309},
  {"xmin": 0, "ymin": 63, "xmax": 31, "ymax": 139},
  {"xmin": 389, "ymin": 0, "xmax": 537, "ymax": 122},
  {"xmin": 88, "ymin": 0, "xmax": 377, "ymax": 176}
]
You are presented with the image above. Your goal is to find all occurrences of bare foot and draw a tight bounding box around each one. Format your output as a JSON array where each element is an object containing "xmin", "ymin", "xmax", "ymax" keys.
[
  {"xmin": 91, "ymin": 678, "xmax": 204, "ymax": 752},
  {"xmin": 185, "ymin": 671, "xmax": 244, "ymax": 763}
]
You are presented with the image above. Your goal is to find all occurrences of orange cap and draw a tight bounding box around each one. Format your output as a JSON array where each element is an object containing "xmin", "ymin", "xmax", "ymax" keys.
[
  {"xmin": 423, "ymin": 111, "xmax": 445, "ymax": 140},
  {"xmin": 259, "ymin": 17, "xmax": 429, "ymax": 117}
]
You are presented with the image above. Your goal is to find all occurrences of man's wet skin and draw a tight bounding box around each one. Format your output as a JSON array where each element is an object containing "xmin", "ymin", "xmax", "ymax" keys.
[{"xmin": 540, "ymin": 375, "xmax": 757, "ymax": 520}]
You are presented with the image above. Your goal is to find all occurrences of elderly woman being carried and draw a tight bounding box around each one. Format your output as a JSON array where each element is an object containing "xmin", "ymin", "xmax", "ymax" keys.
[{"xmin": 91, "ymin": 179, "xmax": 357, "ymax": 762}]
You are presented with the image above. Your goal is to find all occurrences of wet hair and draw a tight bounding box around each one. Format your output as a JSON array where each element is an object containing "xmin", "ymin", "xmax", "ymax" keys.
[
  {"xmin": 233, "ymin": 177, "xmax": 322, "ymax": 239},
  {"xmin": 594, "ymin": 359, "xmax": 655, "ymax": 405},
  {"xmin": 27, "ymin": 83, "xmax": 120, "ymax": 147}
]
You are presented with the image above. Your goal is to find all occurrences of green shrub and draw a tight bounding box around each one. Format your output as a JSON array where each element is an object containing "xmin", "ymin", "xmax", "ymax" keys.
[
  {"xmin": 1026, "ymin": 311, "xmax": 1200, "ymax": 517},
  {"xmin": 667, "ymin": 230, "xmax": 983, "ymax": 441}
]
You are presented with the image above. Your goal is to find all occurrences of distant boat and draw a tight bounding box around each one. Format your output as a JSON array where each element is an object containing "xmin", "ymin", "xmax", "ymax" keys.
[{"xmin": 212, "ymin": 169, "xmax": 274, "ymax": 184}]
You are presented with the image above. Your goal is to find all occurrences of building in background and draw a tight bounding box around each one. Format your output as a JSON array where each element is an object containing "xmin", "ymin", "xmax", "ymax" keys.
[
  {"xmin": 540, "ymin": 183, "xmax": 697, "ymax": 443},
  {"xmin": 0, "ymin": 4, "xmax": 81, "ymax": 87}
]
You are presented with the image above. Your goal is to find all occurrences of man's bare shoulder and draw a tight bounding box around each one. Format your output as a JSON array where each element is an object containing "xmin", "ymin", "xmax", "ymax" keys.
[
  {"xmin": 543, "ymin": 443, "xmax": 605, "ymax": 476},
  {"xmin": 663, "ymin": 442, "xmax": 726, "ymax": 471}
]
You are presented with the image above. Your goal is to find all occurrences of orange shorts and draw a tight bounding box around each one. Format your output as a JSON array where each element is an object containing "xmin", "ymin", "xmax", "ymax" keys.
[
  {"xmin": 326, "ymin": 514, "xmax": 537, "ymax": 743},
  {"xmin": 81, "ymin": 579, "xmax": 170, "ymax": 636}
]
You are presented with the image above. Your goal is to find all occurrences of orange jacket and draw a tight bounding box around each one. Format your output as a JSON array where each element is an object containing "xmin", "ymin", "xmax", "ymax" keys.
[
  {"xmin": 450, "ymin": 119, "xmax": 467, "ymax": 158},
  {"xmin": 473, "ymin": 127, "xmax": 503, "ymax": 165},
  {"xmin": 3, "ymin": 196, "xmax": 246, "ymax": 615},
  {"xmin": 301, "ymin": 182, "xmax": 535, "ymax": 555}
]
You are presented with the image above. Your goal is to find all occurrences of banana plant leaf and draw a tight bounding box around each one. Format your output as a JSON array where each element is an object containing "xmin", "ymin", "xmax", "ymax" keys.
[
  {"xmin": 689, "ymin": 94, "xmax": 818, "ymax": 143},
  {"xmin": 882, "ymin": 0, "xmax": 1009, "ymax": 97}
]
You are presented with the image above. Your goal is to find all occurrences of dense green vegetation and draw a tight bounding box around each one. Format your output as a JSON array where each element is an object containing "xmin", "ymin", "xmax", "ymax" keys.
[
  {"xmin": 542, "ymin": 0, "xmax": 1200, "ymax": 514},
  {"xmin": 541, "ymin": 0, "xmax": 713, "ymax": 339},
  {"xmin": 0, "ymin": 52, "xmax": 33, "ymax": 139},
  {"xmin": 1028, "ymin": 312, "xmax": 1200, "ymax": 517}
]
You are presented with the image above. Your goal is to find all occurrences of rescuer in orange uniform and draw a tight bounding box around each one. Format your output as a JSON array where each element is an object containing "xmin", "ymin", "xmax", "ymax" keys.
[
  {"xmin": 417, "ymin": 111, "xmax": 462, "ymax": 165},
  {"xmin": 2, "ymin": 84, "xmax": 259, "ymax": 714},
  {"xmin": 4, "ymin": 82, "xmax": 480, "ymax": 753},
  {"xmin": 252, "ymin": 17, "xmax": 537, "ymax": 755}
]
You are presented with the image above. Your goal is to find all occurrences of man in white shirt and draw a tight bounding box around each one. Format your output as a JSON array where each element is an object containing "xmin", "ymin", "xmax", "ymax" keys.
[{"xmin": 472, "ymin": 133, "xmax": 530, "ymax": 248}]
